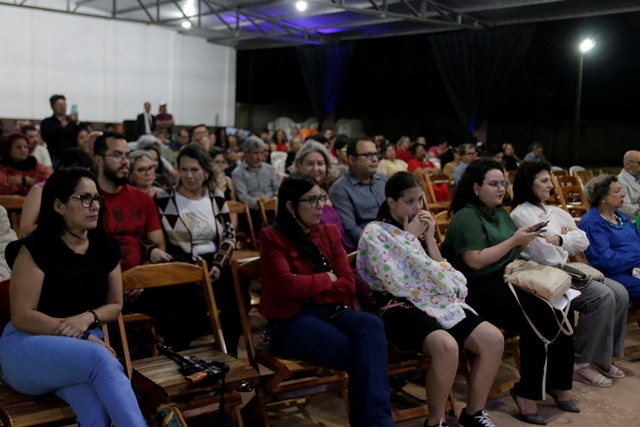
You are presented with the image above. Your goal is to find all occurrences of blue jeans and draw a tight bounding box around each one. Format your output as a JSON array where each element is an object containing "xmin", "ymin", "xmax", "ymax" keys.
[
  {"xmin": 268, "ymin": 306, "xmax": 395, "ymax": 427},
  {"xmin": 0, "ymin": 322, "xmax": 146, "ymax": 427}
]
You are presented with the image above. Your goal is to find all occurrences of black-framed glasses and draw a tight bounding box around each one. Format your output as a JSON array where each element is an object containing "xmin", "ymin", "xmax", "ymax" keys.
[
  {"xmin": 485, "ymin": 180, "xmax": 509, "ymax": 189},
  {"xmin": 69, "ymin": 194, "xmax": 105, "ymax": 208},
  {"xmin": 354, "ymin": 151, "xmax": 380, "ymax": 160},
  {"xmin": 299, "ymin": 194, "xmax": 328, "ymax": 208},
  {"xmin": 104, "ymin": 151, "xmax": 131, "ymax": 160}
]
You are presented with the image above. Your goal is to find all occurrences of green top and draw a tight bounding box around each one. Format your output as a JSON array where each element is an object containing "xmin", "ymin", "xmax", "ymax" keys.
[{"xmin": 443, "ymin": 204, "xmax": 518, "ymax": 278}]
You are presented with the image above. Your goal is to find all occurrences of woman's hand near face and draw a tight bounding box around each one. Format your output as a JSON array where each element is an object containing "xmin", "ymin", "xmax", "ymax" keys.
[
  {"xmin": 404, "ymin": 212, "xmax": 428, "ymax": 238},
  {"xmin": 419, "ymin": 211, "xmax": 437, "ymax": 239}
]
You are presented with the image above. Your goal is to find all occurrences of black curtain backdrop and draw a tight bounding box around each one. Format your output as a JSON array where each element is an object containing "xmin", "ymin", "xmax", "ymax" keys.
[
  {"xmin": 429, "ymin": 25, "xmax": 536, "ymax": 137},
  {"xmin": 296, "ymin": 43, "xmax": 355, "ymax": 128}
]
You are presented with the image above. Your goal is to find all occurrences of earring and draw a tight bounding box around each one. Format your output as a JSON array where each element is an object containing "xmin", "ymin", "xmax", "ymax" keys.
[{"xmin": 474, "ymin": 191, "xmax": 479, "ymax": 196}]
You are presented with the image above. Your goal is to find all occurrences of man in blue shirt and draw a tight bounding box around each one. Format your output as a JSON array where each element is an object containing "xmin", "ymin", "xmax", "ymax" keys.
[
  {"xmin": 523, "ymin": 142, "xmax": 546, "ymax": 162},
  {"xmin": 329, "ymin": 137, "xmax": 387, "ymax": 247},
  {"xmin": 453, "ymin": 144, "xmax": 478, "ymax": 184}
]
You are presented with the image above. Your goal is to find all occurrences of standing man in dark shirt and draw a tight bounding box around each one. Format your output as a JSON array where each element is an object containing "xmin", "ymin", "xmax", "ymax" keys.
[
  {"xmin": 135, "ymin": 102, "xmax": 155, "ymax": 138},
  {"xmin": 40, "ymin": 95, "xmax": 79, "ymax": 166}
]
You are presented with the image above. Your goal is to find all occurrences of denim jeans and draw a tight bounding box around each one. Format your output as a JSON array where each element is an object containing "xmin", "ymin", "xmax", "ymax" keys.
[
  {"xmin": 0, "ymin": 322, "xmax": 146, "ymax": 427},
  {"xmin": 268, "ymin": 305, "xmax": 395, "ymax": 427}
]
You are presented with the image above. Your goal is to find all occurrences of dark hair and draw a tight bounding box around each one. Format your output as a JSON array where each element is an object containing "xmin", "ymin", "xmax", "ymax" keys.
[
  {"xmin": 408, "ymin": 142, "xmax": 426, "ymax": 155},
  {"xmin": 49, "ymin": 94, "xmax": 65, "ymax": 107},
  {"xmin": 584, "ymin": 174, "xmax": 619, "ymax": 207},
  {"xmin": 450, "ymin": 159, "xmax": 505, "ymax": 213},
  {"xmin": 275, "ymin": 173, "xmax": 326, "ymax": 272},
  {"xmin": 57, "ymin": 147, "xmax": 95, "ymax": 172},
  {"xmin": 177, "ymin": 144, "xmax": 217, "ymax": 191},
  {"xmin": 511, "ymin": 160, "xmax": 552, "ymax": 209},
  {"xmin": 380, "ymin": 142, "xmax": 395, "ymax": 160},
  {"xmin": 376, "ymin": 172, "xmax": 422, "ymax": 221},
  {"xmin": 93, "ymin": 131, "xmax": 126, "ymax": 157},
  {"xmin": 458, "ymin": 143, "xmax": 475, "ymax": 156},
  {"xmin": 346, "ymin": 136, "xmax": 373, "ymax": 158},
  {"xmin": 0, "ymin": 132, "xmax": 29, "ymax": 158},
  {"xmin": 529, "ymin": 142, "xmax": 544, "ymax": 152},
  {"xmin": 333, "ymin": 135, "xmax": 350, "ymax": 152},
  {"xmin": 39, "ymin": 168, "xmax": 100, "ymax": 238},
  {"xmin": 21, "ymin": 125, "xmax": 37, "ymax": 134}
]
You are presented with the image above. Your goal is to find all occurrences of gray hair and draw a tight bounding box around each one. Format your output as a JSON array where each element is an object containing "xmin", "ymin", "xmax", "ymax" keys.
[
  {"xmin": 290, "ymin": 140, "xmax": 337, "ymax": 182},
  {"xmin": 243, "ymin": 136, "xmax": 265, "ymax": 152},
  {"xmin": 129, "ymin": 150, "xmax": 154, "ymax": 168},
  {"xmin": 136, "ymin": 135, "xmax": 163, "ymax": 151},
  {"xmin": 584, "ymin": 174, "xmax": 618, "ymax": 207}
]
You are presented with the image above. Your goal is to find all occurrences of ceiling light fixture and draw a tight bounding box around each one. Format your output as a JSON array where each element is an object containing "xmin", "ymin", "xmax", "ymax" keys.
[
  {"xmin": 296, "ymin": 1, "xmax": 307, "ymax": 12},
  {"xmin": 182, "ymin": 21, "xmax": 192, "ymax": 29}
]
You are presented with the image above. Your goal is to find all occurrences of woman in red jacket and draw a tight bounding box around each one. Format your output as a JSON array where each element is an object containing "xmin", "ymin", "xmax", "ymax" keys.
[{"xmin": 258, "ymin": 173, "xmax": 395, "ymax": 427}]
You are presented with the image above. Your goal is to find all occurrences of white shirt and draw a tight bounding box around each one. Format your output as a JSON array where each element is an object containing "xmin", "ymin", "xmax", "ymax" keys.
[
  {"xmin": 511, "ymin": 202, "xmax": 589, "ymax": 266},
  {"xmin": 32, "ymin": 144, "xmax": 52, "ymax": 168},
  {"xmin": 175, "ymin": 191, "xmax": 217, "ymax": 255}
]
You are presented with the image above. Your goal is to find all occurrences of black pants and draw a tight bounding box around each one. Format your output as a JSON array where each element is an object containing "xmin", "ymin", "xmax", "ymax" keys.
[{"xmin": 466, "ymin": 269, "xmax": 574, "ymax": 400}]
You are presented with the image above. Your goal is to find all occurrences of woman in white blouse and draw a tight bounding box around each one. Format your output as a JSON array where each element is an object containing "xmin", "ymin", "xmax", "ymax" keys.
[{"xmin": 511, "ymin": 161, "xmax": 628, "ymax": 388}]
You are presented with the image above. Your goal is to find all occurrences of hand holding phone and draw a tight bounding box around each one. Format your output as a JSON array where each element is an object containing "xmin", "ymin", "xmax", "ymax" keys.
[{"xmin": 531, "ymin": 220, "xmax": 549, "ymax": 232}]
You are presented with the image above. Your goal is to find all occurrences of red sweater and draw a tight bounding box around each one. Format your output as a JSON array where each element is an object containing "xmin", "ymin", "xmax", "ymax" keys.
[
  {"xmin": 258, "ymin": 224, "xmax": 355, "ymax": 320},
  {"xmin": 0, "ymin": 163, "xmax": 50, "ymax": 196}
]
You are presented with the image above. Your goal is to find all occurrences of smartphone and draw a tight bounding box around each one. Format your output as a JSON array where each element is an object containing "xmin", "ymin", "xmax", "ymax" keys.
[
  {"xmin": 532, "ymin": 220, "xmax": 549, "ymax": 232},
  {"xmin": 71, "ymin": 104, "xmax": 78, "ymax": 114},
  {"xmin": 321, "ymin": 305, "xmax": 350, "ymax": 322}
]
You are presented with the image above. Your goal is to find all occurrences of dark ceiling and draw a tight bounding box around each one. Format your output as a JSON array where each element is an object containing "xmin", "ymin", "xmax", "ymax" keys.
[{"xmin": 4, "ymin": 0, "xmax": 640, "ymax": 50}]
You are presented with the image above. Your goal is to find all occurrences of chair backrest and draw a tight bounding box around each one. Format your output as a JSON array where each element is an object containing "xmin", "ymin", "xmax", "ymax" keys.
[
  {"xmin": 550, "ymin": 166, "xmax": 566, "ymax": 173},
  {"xmin": 119, "ymin": 261, "xmax": 226, "ymax": 376},
  {"xmin": 569, "ymin": 165, "xmax": 585, "ymax": 175},
  {"xmin": 554, "ymin": 175, "xmax": 589, "ymax": 217},
  {"xmin": 258, "ymin": 197, "xmax": 277, "ymax": 228},
  {"xmin": 231, "ymin": 257, "xmax": 262, "ymax": 370},
  {"xmin": 0, "ymin": 195, "xmax": 25, "ymax": 211},
  {"xmin": 227, "ymin": 200, "xmax": 258, "ymax": 251},
  {"xmin": 573, "ymin": 169, "xmax": 594, "ymax": 188},
  {"xmin": 434, "ymin": 210, "xmax": 453, "ymax": 244}
]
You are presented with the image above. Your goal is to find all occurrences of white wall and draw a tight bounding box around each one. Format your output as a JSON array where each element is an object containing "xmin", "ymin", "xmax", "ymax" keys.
[{"xmin": 0, "ymin": 4, "xmax": 236, "ymax": 126}]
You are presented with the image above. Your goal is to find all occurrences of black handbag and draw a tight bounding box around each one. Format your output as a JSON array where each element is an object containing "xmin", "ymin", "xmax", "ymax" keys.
[{"xmin": 556, "ymin": 262, "xmax": 604, "ymax": 291}]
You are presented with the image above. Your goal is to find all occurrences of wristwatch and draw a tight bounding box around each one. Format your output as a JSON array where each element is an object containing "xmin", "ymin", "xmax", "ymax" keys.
[{"xmin": 88, "ymin": 310, "xmax": 100, "ymax": 328}]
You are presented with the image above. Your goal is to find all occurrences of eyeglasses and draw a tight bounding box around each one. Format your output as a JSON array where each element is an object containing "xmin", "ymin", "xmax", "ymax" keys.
[
  {"xmin": 354, "ymin": 151, "xmax": 380, "ymax": 160},
  {"xmin": 135, "ymin": 165, "xmax": 156, "ymax": 175},
  {"xmin": 299, "ymin": 194, "xmax": 328, "ymax": 208},
  {"xmin": 485, "ymin": 180, "xmax": 509, "ymax": 189},
  {"xmin": 69, "ymin": 194, "xmax": 105, "ymax": 208},
  {"xmin": 464, "ymin": 151, "xmax": 477, "ymax": 156},
  {"xmin": 104, "ymin": 151, "xmax": 131, "ymax": 160}
]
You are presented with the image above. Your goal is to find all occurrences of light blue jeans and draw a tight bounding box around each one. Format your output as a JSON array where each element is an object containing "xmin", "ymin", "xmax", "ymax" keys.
[{"xmin": 0, "ymin": 322, "xmax": 146, "ymax": 427}]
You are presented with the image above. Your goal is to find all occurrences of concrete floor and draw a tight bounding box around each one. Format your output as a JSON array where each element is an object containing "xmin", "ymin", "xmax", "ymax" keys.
[{"xmin": 259, "ymin": 322, "xmax": 640, "ymax": 427}]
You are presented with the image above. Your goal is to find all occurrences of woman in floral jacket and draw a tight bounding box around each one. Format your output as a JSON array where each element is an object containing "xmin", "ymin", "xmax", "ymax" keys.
[{"xmin": 357, "ymin": 172, "xmax": 503, "ymax": 427}]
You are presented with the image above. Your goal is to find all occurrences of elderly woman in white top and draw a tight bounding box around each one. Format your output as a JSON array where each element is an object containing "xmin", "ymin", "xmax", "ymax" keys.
[{"xmin": 511, "ymin": 161, "xmax": 628, "ymax": 388}]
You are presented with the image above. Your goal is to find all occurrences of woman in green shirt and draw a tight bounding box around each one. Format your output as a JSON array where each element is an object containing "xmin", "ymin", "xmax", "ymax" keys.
[{"xmin": 443, "ymin": 159, "xmax": 577, "ymax": 425}]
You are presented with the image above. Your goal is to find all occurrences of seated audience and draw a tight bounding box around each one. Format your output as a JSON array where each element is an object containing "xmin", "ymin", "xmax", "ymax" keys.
[
  {"xmin": 617, "ymin": 150, "xmax": 640, "ymax": 218},
  {"xmin": 285, "ymin": 135, "xmax": 302, "ymax": 173},
  {"xmin": 427, "ymin": 137, "xmax": 449, "ymax": 159},
  {"xmin": 271, "ymin": 129, "xmax": 288, "ymax": 153},
  {"xmin": 331, "ymin": 135, "xmax": 350, "ymax": 177},
  {"xmin": 154, "ymin": 144, "xmax": 242, "ymax": 355},
  {"xmin": 76, "ymin": 126, "xmax": 89, "ymax": 152},
  {"xmin": 329, "ymin": 137, "xmax": 387, "ymax": 248},
  {"xmin": 444, "ymin": 159, "xmax": 577, "ymax": 425},
  {"xmin": 129, "ymin": 150, "xmax": 162, "ymax": 198},
  {"xmin": 0, "ymin": 132, "xmax": 50, "ymax": 196},
  {"xmin": 211, "ymin": 151, "xmax": 236, "ymax": 201},
  {"xmin": 231, "ymin": 136, "xmax": 280, "ymax": 229},
  {"xmin": 511, "ymin": 161, "xmax": 628, "ymax": 388},
  {"xmin": 0, "ymin": 168, "xmax": 146, "ymax": 426},
  {"xmin": 358, "ymin": 172, "xmax": 503, "ymax": 427},
  {"xmin": 22, "ymin": 125, "xmax": 53, "ymax": 173},
  {"xmin": 291, "ymin": 141, "xmax": 353, "ymax": 252},
  {"xmin": 453, "ymin": 144, "xmax": 478, "ymax": 185},
  {"xmin": 579, "ymin": 174, "xmax": 640, "ymax": 303},
  {"xmin": 395, "ymin": 135, "xmax": 413, "ymax": 163},
  {"xmin": 259, "ymin": 173, "xmax": 395, "ymax": 427},
  {"xmin": 136, "ymin": 136, "xmax": 176, "ymax": 188},
  {"xmin": 19, "ymin": 148, "xmax": 94, "ymax": 238},
  {"xmin": 408, "ymin": 143, "xmax": 450, "ymax": 202},
  {"xmin": 94, "ymin": 132, "xmax": 207, "ymax": 350},
  {"xmin": 442, "ymin": 146, "xmax": 459, "ymax": 179},
  {"xmin": 523, "ymin": 143, "xmax": 546, "ymax": 163},
  {"xmin": 377, "ymin": 143, "xmax": 408, "ymax": 177},
  {"xmin": 502, "ymin": 143, "xmax": 520, "ymax": 171}
]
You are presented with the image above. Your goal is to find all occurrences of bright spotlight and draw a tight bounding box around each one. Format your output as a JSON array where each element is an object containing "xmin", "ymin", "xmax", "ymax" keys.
[
  {"xmin": 182, "ymin": 21, "xmax": 192, "ymax": 29},
  {"xmin": 579, "ymin": 38, "xmax": 595, "ymax": 53},
  {"xmin": 296, "ymin": 1, "xmax": 307, "ymax": 12}
]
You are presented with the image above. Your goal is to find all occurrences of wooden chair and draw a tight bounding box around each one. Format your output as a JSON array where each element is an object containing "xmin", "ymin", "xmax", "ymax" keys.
[
  {"xmin": 227, "ymin": 200, "xmax": 259, "ymax": 259},
  {"xmin": 0, "ymin": 325, "xmax": 111, "ymax": 427},
  {"xmin": 231, "ymin": 257, "xmax": 349, "ymax": 426},
  {"xmin": 117, "ymin": 261, "xmax": 259, "ymax": 423},
  {"xmin": 599, "ymin": 169, "xmax": 613, "ymax": 176},
  {"xmin": 550, "ymin": 169, "xmax": 567, "ymax": 179},
  {"xmin": 433, "ymin": 210, "xmax": 453, "ymax": 246},
  {"xmin": 554, "ymin": 175, "xmax": 590, "ymax": 219},
  {"xmin": 573, "ymin": 169, "xmax": 594, "ymax": 189},
  {"xmin": 420, "ymin": 174, "xmax": 449, "ymax": 213},
  {"xmin": 257, "ymin": 198, "xmax": 277, "ymax": 229},
  {"xmin": 0, "ymin": 196, "xmax": 24, "ymax": 235}
]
